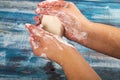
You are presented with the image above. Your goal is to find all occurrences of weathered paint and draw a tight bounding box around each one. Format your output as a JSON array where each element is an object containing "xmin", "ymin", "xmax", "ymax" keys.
[{"xmin": 0, "ymin": 0, "xmax": 120, "ymax": 80}]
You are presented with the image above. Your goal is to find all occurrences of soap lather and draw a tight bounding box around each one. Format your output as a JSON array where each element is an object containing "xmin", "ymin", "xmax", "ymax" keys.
[{"xmin": 41, "ymin": 15, "xmax": 64, "ymax": 37}]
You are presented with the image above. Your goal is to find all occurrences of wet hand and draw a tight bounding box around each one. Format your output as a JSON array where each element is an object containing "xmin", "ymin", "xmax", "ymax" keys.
[
  {"xmin": 35, "ymin": 0, "xmax": 91, "ymax": 43},
  {"xmin": 26, "ymin": 23, "xmax": 76, "ymax": 63}
]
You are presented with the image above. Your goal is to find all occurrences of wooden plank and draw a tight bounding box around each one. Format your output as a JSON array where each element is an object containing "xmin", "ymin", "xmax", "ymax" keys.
[{"xmin": 0, "ymin": 0, "xmax": 120, "ymax": 80}]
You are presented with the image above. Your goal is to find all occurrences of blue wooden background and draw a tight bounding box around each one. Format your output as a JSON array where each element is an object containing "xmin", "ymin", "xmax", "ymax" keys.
[{"xmin": 0, "ymin": 0, "xmax": 120, "ymax": 80}]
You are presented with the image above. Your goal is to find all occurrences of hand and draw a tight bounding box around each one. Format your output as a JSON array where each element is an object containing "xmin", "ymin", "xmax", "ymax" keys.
[
  {"xmin": 35, "ymin": 0, "xmax": 91, "ymax": 43},
  {"xmin": 26, "ymin": 24, "xmax": 76, "ymax": 64}
]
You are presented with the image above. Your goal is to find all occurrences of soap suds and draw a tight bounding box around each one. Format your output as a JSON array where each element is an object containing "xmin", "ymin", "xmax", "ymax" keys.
[
  {"xmin": 42, "ymin": 34, "xmax": 64, "ymax": 51},
  {"xmin": 32, "ymin": 29, "xmax": 41, "ymax": 36},
  {"xmin": 80, "ymin": 32, "xmax": 88, "ymax": 39},
  {"xmin": 72, "ymin": 29, "xmax": 88, "ymax": 41},
  {"xmin": 35, "ymin": 8, "xmax": 41, "ymax": 14},
  {"xmin": 31, "ymin": 28, "xmax": 64, "ymax": 51},
  {"xmin": 46, "ymin": 0, "xmax": 58, "ymax": 2},
  {"xmin": 40, "ymin": 53, "xmax": 47, "ymax": 59},
  {"xmin": 54, "ymin": 35, "xmax": 74, "ymax": 48},
  {"xmin": 25, "ymin": 23, "xmax": 31, "ymax": 27},
  {"xmin": 43, "ymin": 34, "xmax": 54, "ymax": 40},
  {"xmin": 63, "ymin": 3, "xmax": 69, "ymax": 8},
  {"xmin": 54, "ymin": 40, "xmax": 64, "ymax": 50},
  {"xmin": 31, "ymin": 40, "xmax": 39, "ymax": 49},
  {"xmin": 29, "ymin": 36, "xmax": 34, "ymax": 41},
  {"xmin": 44, "ymin": 47, "xmax": 48, "ymax": 50}
]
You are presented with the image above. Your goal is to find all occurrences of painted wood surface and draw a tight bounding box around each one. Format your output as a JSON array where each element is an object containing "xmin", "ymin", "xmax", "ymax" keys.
[{"xmin": 0, "ymin": 0, "xmax": 120, "ymax": 80}]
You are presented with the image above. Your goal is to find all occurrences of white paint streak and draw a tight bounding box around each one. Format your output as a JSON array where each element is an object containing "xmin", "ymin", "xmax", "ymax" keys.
[
  {"xmin": 0, "ymin": 51, "xmax": 6, "ymax": 57},
  {"xmin": 92, "ymin": 9, "xmax": 120, "ymax": 19},
  {"xmin": 91, "ymin": 62, "xmax": 120, "ymax": 68}
]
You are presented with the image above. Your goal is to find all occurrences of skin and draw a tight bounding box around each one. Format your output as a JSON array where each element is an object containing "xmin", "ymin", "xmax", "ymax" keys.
[
  {"xmin": 35, "ymin": 0, "xmax": 120, "ymax": 59},
  {"xmin": 26, "ymin": 24, "xmax": 101, "ymax": 80},
  {"xmin": 26, "ymin": 0, "xmax": 120, "ymax": 80}
]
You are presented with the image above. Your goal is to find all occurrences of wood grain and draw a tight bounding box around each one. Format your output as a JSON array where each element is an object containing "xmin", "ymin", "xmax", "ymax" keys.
[{"xmin": 0, "ymin": 0, "xmax": 120, "ymax": 80}]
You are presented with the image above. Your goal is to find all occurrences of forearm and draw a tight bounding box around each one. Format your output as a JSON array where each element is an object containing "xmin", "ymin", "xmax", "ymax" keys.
[
  {"xmin": 79, "ymin": 22, "xmax": 120, "ymax": 58},
  {"xmin": 56, "ymin": 48, "xmax": 101, "ymax": 80},
  {"xmin": 27, "ymin": 23, "xmax": 101, "ymax": 80}
]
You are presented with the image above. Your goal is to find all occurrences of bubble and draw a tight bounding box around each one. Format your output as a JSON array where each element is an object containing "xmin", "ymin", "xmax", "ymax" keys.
[{"xmin": 40, "ymin": 53, "xmax": 47, "ymax": 59}]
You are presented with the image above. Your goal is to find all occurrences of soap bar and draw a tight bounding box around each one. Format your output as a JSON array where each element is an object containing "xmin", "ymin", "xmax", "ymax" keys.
[{"xmin": 41, "ymin": 15, "xmax": 64, "ymax": 37}]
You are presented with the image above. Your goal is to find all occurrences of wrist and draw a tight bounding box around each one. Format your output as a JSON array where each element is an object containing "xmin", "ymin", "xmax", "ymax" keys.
[
  {"xmin": 73, "ymin": 20, "xmax": 93, "ymax": 45},
  {"xmin": 51, "ymin": 46, "xmax": 78, "ymax": 66}
]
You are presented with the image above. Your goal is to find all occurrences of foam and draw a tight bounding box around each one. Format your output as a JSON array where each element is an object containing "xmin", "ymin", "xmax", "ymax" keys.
[
  {"xmin": 40, "ymin": 53, "xmax": 47, "ymax": 59},
  {"xmin": 46, "ymin": 0, "xmax": 58, "ymax": 2},
  {"xmin": 54, "ymin": 39, "xmax": 64, "ymax": 50},
  {"xmin": 72, "ymin": 28, "xmax": 88, "ymax": 41},
  {"xmin": 43, "ymin": 47, "xmax": 48, "ymax": 50},
  {"xmin": 54, "ymin": 35, "xmax": 74, "ymax": 48},
  {"xmin": 32, "ymin": 29, "xmax": 41, "ymax": 36}
]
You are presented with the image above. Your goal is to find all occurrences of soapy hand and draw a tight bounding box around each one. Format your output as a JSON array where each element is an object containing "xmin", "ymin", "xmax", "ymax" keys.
[
  {"xmin": 26, "ymin": 23, "xmax": 75, "ymax": 63},
  {"xmin": 35, "ymin": 0, "xmax": 90, "ymax": 43}
]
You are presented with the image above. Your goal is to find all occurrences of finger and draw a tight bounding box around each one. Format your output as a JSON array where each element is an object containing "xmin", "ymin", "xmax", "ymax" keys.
[
  {"xmin": 25, "ymin": 23, "xmax": 42, "ymax": 36},
  {"xmin": 26, "ymin": 23, "xmax": 56, "ymax": 37},
  {"xmin": 26, "ymin": 23, "xmax": 51, "ymax": 44},
  {"xmin": 30, "ymin": 36, "xmax": 36, "ymax": 50},
  {"xmin": 26, "ymin": 23, "xmax": 35, "ymax": 34},
  {"xmin": 30, "ymin": 34, "xmax": 44, "ymax": 50},
  {"xmin": 30, "ymin": 35, "xmax": 38, "ymax": 48},
  {"xmin": 35, "ymin": 7, "xmax": 50, "ymax": 14},
  {"xmin": 26, "ymin": 23, "xmax": 60, "ymax": 47},
  {"xmin": 34, "ymin": 15, "xmax": 43, "ymax": 26},
  {"xmin": 38, "ymin": 1, "xmax": 49, "ymax": 8},
  {"xmin": 30, "ymin": 37, "xmax": 41, "ymax": 56},
  {"xmin": 35, "ymin": 7, "xmax": 59, "ymax": 15},
  {"xmin": 38, "ymin": 0, "xmax": 66, "ymax": 10},
  {"xmin": 36, "ymin": 1, "xmax": 68, "ymax": 14}
]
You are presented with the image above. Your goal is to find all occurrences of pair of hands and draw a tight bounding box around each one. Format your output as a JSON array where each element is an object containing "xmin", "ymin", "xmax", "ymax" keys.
[{"xmin": 26, "ymin": 0, "xmax": 90, "ymax": 62}]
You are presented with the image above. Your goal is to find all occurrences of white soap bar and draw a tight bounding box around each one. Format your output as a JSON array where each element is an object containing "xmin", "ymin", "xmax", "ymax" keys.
[{"xmin": 41, "ymin": 15, "xmax": 64, "ymax": 37}]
